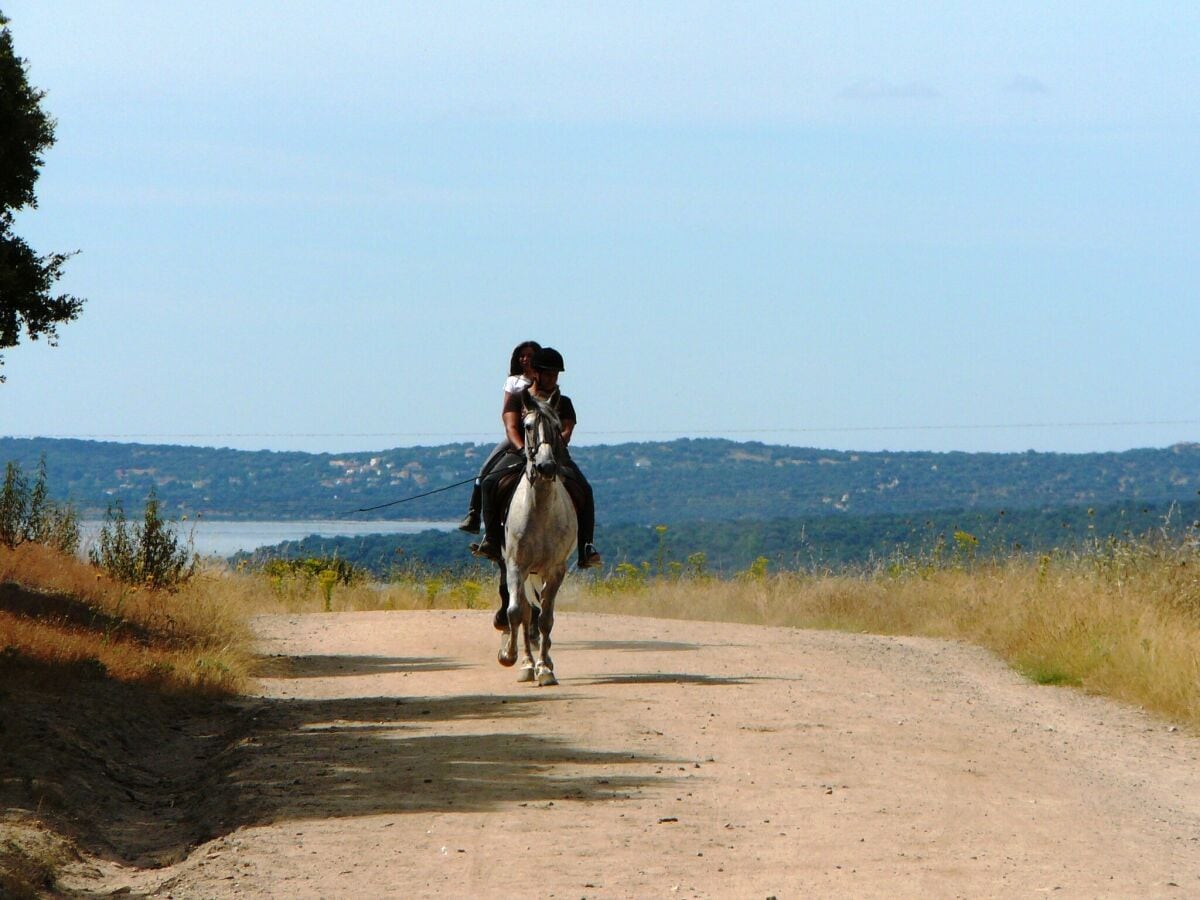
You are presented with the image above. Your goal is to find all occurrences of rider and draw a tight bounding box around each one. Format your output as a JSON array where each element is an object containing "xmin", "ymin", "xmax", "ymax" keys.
[
  {"xmin": 458, "ymin": 340, "xmax": 541, "ymax": 534},
  {"xmin": 472, "ymin": 346, "xmax": 602, "ymax": 570}
]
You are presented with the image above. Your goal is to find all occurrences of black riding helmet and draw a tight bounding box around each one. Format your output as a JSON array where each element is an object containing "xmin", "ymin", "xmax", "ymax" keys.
[{"xmin": 531, "ymin": 347, "xmax": 565, "ymax": 372}]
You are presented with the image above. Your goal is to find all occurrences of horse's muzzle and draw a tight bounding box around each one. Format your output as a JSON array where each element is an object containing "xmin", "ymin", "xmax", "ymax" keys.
[{"xmin": 535, "ymin": 460, "xmax": 558, "ymax": 479}]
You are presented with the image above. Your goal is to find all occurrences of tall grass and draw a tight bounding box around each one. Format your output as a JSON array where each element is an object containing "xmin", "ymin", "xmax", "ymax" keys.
[
  {"xmin": 0, "ymin": 543, "xmax": 250, "ymax": 695},
  {"xmin": 220, "ymin": 558, "xmax": 492, "ymax": 615}
]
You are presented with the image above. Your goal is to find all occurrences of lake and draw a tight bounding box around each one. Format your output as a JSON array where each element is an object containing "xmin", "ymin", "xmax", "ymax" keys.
[{"xmin": 80, "ymin": 519, "xmax": 457, "ymax": 558}]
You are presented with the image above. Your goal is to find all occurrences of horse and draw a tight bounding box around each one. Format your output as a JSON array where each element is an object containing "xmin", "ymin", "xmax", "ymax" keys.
[{"xmin": 496, "ymin": 390, "xmax": 577, "ymax": 686}]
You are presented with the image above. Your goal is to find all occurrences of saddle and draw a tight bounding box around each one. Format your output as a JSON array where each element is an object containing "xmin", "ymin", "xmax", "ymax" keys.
[
  {"xmin": 495, "ymin": 464, "xmax": 523, "ymax": 518},
  {"xmin": 496, "ymin": 456, "xmax": 582, "ymax": 536}
]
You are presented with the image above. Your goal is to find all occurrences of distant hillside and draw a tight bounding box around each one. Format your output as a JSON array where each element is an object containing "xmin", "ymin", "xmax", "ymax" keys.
[
  {"xmin": 2, "ymin": 436, "xmax": 1200, "ymax": 525},
  {"xmin": 235, "ymin": 497, "xmax": 1200, "ymax": 577}
]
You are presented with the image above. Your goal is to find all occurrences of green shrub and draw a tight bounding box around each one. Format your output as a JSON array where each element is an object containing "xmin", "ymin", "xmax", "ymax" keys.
[
  {"xmin": 453, "ymin": 579, "xmax": 484, "ymax": 609},
  {"xmin": 591, "ymin": 561, "xmax": 649, "ymax": 595},
  {"xmin": 260, "ymin": 555, "xmax": 365, "ymax": 586},
  {"xmin": 89, "ymin": 489, "xmax": 196, "ymax": 589},
  {"xmin": 0, "ymin": 457, "xmax": 79, "ymax": 554},
  {"xmin": 258, "ymin": 555, "xmax": 367, "ymax": 609}
]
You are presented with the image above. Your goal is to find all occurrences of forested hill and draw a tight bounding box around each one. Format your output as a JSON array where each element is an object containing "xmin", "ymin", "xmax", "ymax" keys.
[
  {"xmin": 3, "ymin": 436, "xmax": 1200, "ymax": 523},
  {"xmin": 240, "ymin": 497, "xmax": 1200, "ymax": 577}
]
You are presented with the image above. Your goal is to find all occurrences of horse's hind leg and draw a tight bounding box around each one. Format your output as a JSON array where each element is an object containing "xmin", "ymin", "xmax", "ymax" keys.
[
  {"xmin": 526, "ymin": 585, "xmax": 540, "ymax": 652},
  {"xmin": 493, "ymin": 565, "xmax": 509, "ymax": 632}
]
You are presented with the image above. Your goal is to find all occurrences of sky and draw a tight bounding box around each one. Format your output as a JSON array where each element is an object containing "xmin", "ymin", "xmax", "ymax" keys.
[{"xmin": 1, "ymin": 1, "xmax": 1197, "ymax": 456}]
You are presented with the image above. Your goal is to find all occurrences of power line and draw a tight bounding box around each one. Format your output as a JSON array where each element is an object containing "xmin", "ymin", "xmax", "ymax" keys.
[{"xmin": 3, "ymin": 419, "xmax": 1199, "ymax": 441}]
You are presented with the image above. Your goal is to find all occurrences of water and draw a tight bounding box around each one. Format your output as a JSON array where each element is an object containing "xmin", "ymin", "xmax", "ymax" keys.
[{"xmin": 80, "ymin": 519, "xmax": 457, "ymax": 558}]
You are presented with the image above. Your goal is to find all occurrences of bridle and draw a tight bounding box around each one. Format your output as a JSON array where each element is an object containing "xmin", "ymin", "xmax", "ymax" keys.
[{"xmin": 522, "ymin": 394, "xmax": 566, "ymax": 483}]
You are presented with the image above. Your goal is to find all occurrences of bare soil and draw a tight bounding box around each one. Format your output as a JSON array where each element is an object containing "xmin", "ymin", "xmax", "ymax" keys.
[{"xmin": 9, "ymin": 610, "xmax": 1200, "ymax": 898}]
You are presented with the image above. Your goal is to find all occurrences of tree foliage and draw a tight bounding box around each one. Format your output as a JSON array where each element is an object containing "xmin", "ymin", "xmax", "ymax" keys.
[{"xmin": 0, "ymin": 11, "xmax": 84, "ymax": 380}]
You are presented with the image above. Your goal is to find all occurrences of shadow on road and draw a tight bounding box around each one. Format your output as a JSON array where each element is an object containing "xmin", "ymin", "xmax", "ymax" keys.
[
  {"xmin": 224, "ymin": 692, "xmax": 679, "ymax": 825},
  {"xmin": 2, "ymin": 679, "xmax": 681, "ymax": 875},
  {"xmin": 253, "ymin": 654, "xmax": 466, "ymax": 678},
  {"xmin": 562, "ymin": 639, "xmax": 701, "ymax": 652},
  {"xmin": 576, "ymin": 673, "xmax": 760, "ymax": 686}
]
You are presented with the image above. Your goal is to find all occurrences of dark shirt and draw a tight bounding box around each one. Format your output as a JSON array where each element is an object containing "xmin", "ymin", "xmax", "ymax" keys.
[{"xmin": 503, "ymin": 389, "xmax": 576, "ymax": 426}]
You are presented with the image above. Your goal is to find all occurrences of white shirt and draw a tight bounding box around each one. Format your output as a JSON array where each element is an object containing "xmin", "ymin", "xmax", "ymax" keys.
[{"xmin": 504, "ymin": 374, "xmax": 532, "ymax": 394}]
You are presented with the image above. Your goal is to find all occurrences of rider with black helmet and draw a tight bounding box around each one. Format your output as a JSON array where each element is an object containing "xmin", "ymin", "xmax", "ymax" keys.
[
  {"xmin": 473, "ymin": 346, "xmax": 602, "ymax": 570},
  {"xmin": 458, "ymin": 340, "xmax": 541, "ymax": 534}
]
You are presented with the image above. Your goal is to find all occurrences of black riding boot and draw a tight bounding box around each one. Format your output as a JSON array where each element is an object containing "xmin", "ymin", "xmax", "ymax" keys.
[
  {"xmin": 458, "ymin": 481, "xmax": 482, "ymax": 533},
  {"xmin": 470, "ymin": 479, "xmax": 505, "ymax": 562},
  {"xmin": 563, "ymin": 464, "xmax": 601, "ymax": 568}
]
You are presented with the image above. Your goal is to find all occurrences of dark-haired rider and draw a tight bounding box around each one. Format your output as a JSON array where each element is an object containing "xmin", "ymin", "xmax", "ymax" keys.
[{"xmin": 473, "ymin": 347, "xmax": 601, "ymax": 570}]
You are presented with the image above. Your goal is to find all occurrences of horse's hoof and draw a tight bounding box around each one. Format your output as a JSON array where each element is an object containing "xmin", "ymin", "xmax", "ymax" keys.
[
  {"xmin": 517, "ymin": 664, "xmax": 535, "ymax": 683},
  {"xmin": 497, "ymin": 647, "xmax": 516, "ymax": 667},
  {"xmin": 536, "ymin": 666, "xmax": 557, "ymax": 687}
]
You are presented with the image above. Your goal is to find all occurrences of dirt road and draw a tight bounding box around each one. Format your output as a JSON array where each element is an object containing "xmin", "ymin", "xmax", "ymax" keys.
[{"xmin": 71, "ymin": 610, "xmax": 1200, "ymax": 898}]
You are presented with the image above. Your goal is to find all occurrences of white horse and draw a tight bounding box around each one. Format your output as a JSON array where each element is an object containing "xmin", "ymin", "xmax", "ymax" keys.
[{"xmin": 497, "ymin": 391, "xmax": 577, "ymax": 686}]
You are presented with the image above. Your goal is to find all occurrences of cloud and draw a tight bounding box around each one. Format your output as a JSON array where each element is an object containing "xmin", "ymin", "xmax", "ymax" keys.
[
  {"xmin": 838, "ymin": 80, "xmax": 941, "ymax": 101},
  {"xmin": 1003, "ymin": 75, "xmax": 1049, "ymax": 94}
]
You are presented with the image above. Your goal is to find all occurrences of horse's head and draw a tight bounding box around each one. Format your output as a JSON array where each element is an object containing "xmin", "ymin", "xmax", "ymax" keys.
[{"xmin": 521, "ymin": 390, "xmax": 565, "ymax": 482}]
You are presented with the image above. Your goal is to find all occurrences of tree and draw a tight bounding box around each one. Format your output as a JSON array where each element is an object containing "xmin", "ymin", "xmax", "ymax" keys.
[{"xmin": 0, "ymin": 10, "xmax": 84, "ymax": 381}]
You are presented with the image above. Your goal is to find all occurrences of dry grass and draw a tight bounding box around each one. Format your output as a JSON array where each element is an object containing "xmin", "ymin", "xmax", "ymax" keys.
[
  {"xmin": 0, "ymin": 543, "xmax": 251, "ymax": 695},
  {"xmin": 0, "ymin": 545, "xmax": 493, "ymax": 700},
  {"xmin": 208, "ymin": 564, "xmax": 494, "ymax": 615}
]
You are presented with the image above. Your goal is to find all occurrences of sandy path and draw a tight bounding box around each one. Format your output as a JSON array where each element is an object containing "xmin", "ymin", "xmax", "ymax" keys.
[{"xmin": 85, "ymin": 610, "xmax": 1200, "ymax": 898}]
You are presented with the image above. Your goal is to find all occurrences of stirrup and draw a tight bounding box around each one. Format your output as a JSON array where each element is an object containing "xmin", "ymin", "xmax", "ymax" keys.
[{"xmin": 577, "ymin": 544, "xmax": 602, "ymax": 569}]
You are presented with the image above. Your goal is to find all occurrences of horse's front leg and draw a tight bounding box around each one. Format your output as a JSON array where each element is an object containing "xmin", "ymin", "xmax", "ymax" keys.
[
  {"xmin": 493, "ymin": 564, "xmax": 539, "ymax": 650},
  {"xmin": 533, "ymin": 566, "xmax": 565, "ymax": 686},
  {"xmin": 499, "ymin": 565, "xmax": 536, "ymax": 681},
  {"xmin": 498, "ymin": 562, "xmax": 522, "ymax": 668}
]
